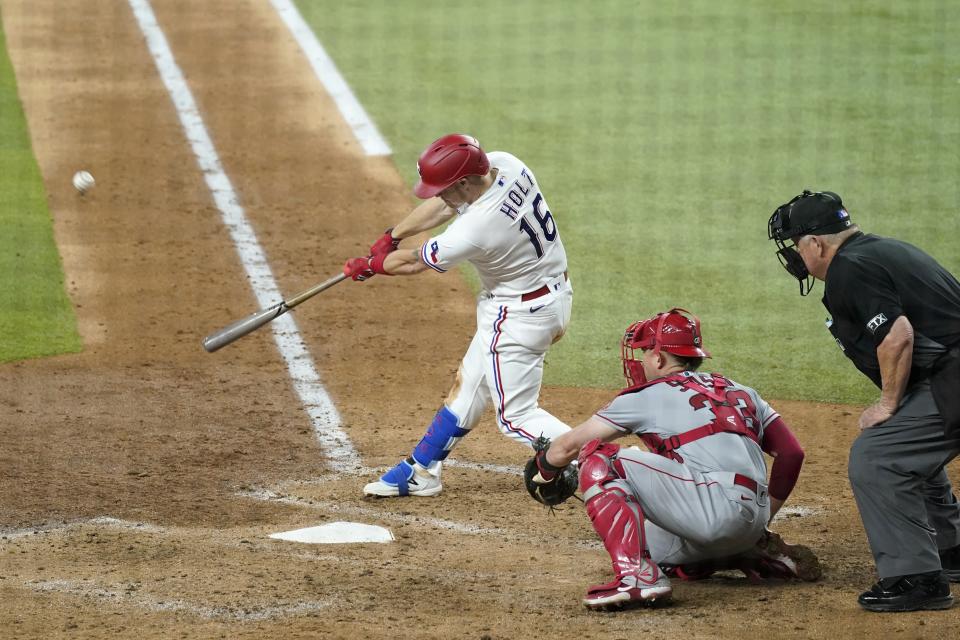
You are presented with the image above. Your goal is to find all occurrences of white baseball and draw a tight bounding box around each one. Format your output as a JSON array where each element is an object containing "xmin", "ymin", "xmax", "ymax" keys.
[{"xmin": 72, "ymin": 170, "xmax": 95, "ymax": 193}]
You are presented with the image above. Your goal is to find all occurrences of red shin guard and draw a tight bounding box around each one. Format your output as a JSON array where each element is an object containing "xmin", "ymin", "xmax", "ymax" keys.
[
  {"xmin": 585, "ymin": 485, "xmax": 652, "ymax": 579},
  {"xmin": 579, "ymin": 441, "xmax": 651, "ymax": 579}
]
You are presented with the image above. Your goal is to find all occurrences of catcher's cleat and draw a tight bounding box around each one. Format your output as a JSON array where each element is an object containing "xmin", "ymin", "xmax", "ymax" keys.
[
  {"xmin": 661, "ymin": 562, "xmax": 717, "ymax": 581},
  {"xmin": 583, "ymin": 565, "xmax": 672, "ymax": 610},
  {"xmin": 661, "ymin": 532, "xmax": 822, "ymax": 583},
  {"xmin": 363, "ymin": 459, "xmax": 442, "ymax": 498}
]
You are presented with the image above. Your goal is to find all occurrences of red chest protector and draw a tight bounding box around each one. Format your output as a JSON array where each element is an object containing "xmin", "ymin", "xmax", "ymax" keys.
[{"xmin": 623, "ymin": 373, "xmax": 760, "ymax": 463}]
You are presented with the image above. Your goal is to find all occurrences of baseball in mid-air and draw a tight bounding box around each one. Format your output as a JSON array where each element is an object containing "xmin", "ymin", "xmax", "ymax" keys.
[{"xmin": 72, "ymin": 170, "xmax": 95, "ymax": 194}]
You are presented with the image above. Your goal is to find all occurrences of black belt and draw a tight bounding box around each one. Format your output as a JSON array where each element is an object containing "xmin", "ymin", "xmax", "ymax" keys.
[{"xmin": 520, "ymin": 271, "xmax": 568, "ymax": 302}]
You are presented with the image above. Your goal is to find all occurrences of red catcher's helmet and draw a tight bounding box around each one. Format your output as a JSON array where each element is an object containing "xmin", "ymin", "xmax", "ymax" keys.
[
  {"xmin": 621, "ymin": 308, "xmax": 711, "ymax": 386},
  {"xmin": 413, "ymin": 134, "xmax": 490, "ymax": 199}
]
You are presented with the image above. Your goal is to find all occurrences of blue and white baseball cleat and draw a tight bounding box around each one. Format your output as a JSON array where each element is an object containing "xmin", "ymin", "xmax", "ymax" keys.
[{"xmin": 363, "ymin": 459, "xmax": 443, "ymax": 497}]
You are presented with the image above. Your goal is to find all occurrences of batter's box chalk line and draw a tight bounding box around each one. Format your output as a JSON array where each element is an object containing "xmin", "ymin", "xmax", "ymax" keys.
[
  {"xmin": 27, "ymin": 579, "xmax": 331, "ymax": 621},
  {"xmin": 279, "ymin": 459, "xmax": 522, "ymax": 488},
  {"xmin": 444, "ymin": 458, "xmax": 523, "ymax": 476},
  {"xmin": 237, "ymin": 485, "xmax": 601, "ymax": 549},
  {"xmin": 237, "ymin": 486, "xmax": 515, "ymax": 537},
  {"xmin": 0, "ymin": 516, "xmax": 165, "ymax": 542},
  {"xmin": 773, "ymin": 505, "xmax": 823, "ymax": 519}
]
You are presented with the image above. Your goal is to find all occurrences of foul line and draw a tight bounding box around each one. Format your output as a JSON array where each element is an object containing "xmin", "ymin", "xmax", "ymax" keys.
[
  {"xmin": 269, "ymin": 0, "xmax": 391, "ymax": 156},
  {"xmin": 128, "ymin": 0, "xmax": 361, "ymax": 472}
]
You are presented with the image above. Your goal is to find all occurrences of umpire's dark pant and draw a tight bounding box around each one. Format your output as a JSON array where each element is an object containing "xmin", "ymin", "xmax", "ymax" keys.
[{"xmin": 848, "ymin": 381, "xmax": 960, "ymax": 579}]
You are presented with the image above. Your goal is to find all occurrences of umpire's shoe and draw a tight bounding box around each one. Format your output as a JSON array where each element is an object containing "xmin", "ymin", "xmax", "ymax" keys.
[
  {"xmin": 857, "ymin": 571, "xmax": 953, "ymax": 612},
  {"xmin": 939, "ymin": 544, "xmax": 960, "ymax": 582}
]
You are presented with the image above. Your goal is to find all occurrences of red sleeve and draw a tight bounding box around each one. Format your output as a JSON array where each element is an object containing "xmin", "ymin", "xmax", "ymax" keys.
[{"xmin": 760, "ymin": 416, "xmax": 805, "ymax": 502}]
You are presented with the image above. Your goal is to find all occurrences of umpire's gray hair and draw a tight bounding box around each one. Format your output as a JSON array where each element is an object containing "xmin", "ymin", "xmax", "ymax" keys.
[{"xmin": 815, "ymin": 225, "xmax": 860, "ymax": 247}]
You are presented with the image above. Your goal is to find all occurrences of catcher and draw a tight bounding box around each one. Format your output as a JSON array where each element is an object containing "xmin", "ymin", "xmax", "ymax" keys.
[{"xmin": 525, "ymin": 308, "xmax": 820, "ymax": 609}]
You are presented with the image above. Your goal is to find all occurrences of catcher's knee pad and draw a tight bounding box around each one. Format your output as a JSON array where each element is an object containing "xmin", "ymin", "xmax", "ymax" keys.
[
  {"xmin": 411, "ymin": 406, "xmax": 470, "ymax": 468},
  {"xmin": 578, "ymin": 439, "xmax": 625, "ymax": 501}
]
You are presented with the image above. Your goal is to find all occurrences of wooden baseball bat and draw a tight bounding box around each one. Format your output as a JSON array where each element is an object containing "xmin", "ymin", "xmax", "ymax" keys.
[{"xmin": 202, "ymin": 272, "xmax": 348, "ymax": 352}]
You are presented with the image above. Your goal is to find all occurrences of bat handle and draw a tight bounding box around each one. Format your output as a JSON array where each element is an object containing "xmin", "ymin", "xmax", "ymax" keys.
[{"xmin": 285, "ymin": 272, "xmax": 349, "ymax": 308}]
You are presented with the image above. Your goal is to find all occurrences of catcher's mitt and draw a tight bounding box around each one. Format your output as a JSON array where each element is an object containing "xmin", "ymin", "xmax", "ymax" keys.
[
  {"xmin": 524, "ymin": 436, "xmax": 578, "ymax": 507},
  {"xmin": 749, "ymin": 529, "xmax": 823, "ymax": 582}
]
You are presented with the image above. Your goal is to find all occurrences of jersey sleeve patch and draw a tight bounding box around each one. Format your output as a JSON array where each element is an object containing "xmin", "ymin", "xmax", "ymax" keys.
[
  {"xmin": 831, "ymin": 256, "xmax": 903, "ymax": 346},
  {"xmin": 866, "ymin": 312, "xmax": 889, "ymax": 334},
  {"xmin": 420, "ymin": 229, "xmax": 484, "ymax": 273},
  {"xmin": 420, "ymin": 240, "xmax": 447, "ymax": 273}
]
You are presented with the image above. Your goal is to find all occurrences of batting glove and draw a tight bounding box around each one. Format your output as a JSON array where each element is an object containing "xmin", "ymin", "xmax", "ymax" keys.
[
  {"xmin": 369, "ymin": 227, "xmax": 401, "ymax": 256},
  {"xmin": 343, "ymin": 254, "xmax": 390, "ymax": 281},
  {"xmin": 343, "ymin": 257, "xmax": 375, "ymax": 281}
]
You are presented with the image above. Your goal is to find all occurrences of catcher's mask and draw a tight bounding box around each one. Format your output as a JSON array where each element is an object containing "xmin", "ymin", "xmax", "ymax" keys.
[
  {"xmin": 621, "ymin": 308, "xmax": 711, "ymax": 386},
  {"xmin": 413, "ymin": 133, "xmax": 490, "ymax": 199},
  {"xmin": 768, "ymin": 190, "xmax": 852, "ymax": 296}
]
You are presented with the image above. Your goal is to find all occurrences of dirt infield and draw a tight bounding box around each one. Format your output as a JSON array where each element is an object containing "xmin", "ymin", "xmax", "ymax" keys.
[{"xmin": 1, "ymin": 1, "xmax": 958, "ymax": 638}]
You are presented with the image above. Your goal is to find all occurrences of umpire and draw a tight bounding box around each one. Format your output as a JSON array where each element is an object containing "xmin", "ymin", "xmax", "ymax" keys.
[{"xmin": 768, "ymin": 189, "xmax": 960, "ymax": 612}]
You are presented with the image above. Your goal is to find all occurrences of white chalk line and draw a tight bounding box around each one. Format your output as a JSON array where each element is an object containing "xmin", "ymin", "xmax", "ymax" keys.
[
  {"xmin": 444, "ymin": 458, "xmax": 524, "ymax": 476},
  {"xmin": 0, "ymin": 517, "xmax": 165, "ymax": 542},
  {"xmin": 3, "ymin": 514, "xmax": 559, "ymax": 580},
  {"xmin": 268, "ymin": 0, "xmax": 390, "ymax": 156},
  {"xmin": 275, "ymin": 459, "xmax": 523, "ymax": 493},
  {"xmin": 237, "ymin": 487, "xmax": 601, "ymax": 550},
  {"xmin": 28, "ymin": 579, "xmax": 329, "ymax": 621},
  {"xmin": 9, "ymin": 516, "xmax": 548, "ymax": 618},
  {"xmin": 239, "ymin": 482, "xmax": 827, "ymax": 551},
  {"xmin": 773, "ymin": 505, "xmax": 824, "ymax": 519},
  {"xmin": 237, "ymin": 487, "xmax": 514, "ymax": 537},
  {"xmin": 5, "ymin": 502, "xmax": 824, "ymax": 618},
  {"xmin": 127, "ymin": 0, "xmax": 360, "ymax": 473}
]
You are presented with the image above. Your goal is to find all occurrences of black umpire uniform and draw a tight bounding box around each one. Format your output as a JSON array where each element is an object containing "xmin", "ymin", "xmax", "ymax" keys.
[{"xmin": 768, "ymin": 190, "xmax": 960, "ymax": 612}]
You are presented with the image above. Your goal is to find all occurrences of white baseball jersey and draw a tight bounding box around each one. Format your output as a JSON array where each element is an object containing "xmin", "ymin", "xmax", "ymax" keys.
[
  {"xmin": 415, "ymin": 151, "xmax": 573, "ymax": 451},
  {"xmin": 597, "ymin": 372, "xmax": 779, "ymax": 482},
  {"xmin": 419, "ymin": 151, "xmax": 567, "ymax": 297}
]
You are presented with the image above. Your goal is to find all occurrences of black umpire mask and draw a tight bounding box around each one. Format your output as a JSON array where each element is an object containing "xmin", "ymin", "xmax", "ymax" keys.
[{"xmin": 768, "ymin": 190, "xmax": 851, "ymax": 296}]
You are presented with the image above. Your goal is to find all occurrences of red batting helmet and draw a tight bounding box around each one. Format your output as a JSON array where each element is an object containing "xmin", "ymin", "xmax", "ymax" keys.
[
  {"xmin": 621, "ymin": 308, "xmax": 711, "ymax": 386},
  {"xmin": 413, "ymin": 134, "xmax": 490, "ymax": 199}
]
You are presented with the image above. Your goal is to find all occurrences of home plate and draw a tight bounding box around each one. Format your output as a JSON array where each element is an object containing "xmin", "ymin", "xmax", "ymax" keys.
[{"xmin": 269, "ymin": 522, "xmax": 394, "ymax": 544}]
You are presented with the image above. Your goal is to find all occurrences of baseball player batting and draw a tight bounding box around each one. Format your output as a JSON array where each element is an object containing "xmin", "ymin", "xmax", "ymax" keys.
[
  {"xmin": 343, "ymin": 133, "xmax": 573, "ymax": 497},
  {"xmin": 526, "ymin": 309, "xmax": 819, "ymax": 609}
]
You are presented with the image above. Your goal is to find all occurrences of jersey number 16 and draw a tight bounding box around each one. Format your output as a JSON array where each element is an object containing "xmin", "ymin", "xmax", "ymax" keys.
[{"xmin": 519, "ymin": 193, "xmax": 557, "ymax": 259}]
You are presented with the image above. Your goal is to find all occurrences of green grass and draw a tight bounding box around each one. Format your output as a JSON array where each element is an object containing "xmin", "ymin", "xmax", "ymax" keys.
[
  {"xmin": 0, "ymin": 13, "xmax": 81, "ymax": 362},
  {"xmin": 298, "ymin": 0, "xmax": 959, "ymax": 403}
]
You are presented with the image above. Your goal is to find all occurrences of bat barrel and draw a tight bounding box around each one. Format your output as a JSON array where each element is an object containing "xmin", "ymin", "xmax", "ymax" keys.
[
  {"xmin": 202, "ymin": 303, "xmax": 287, "ymax": 352},
  {"xmin": 201, "ymin": 271, "xmax": 347, "ymax": 353}
]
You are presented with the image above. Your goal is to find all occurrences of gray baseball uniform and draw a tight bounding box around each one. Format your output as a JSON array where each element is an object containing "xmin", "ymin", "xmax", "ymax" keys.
[{"xmin": 596, "ymin": 371, "xmax": 778, "ymax": 563}]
